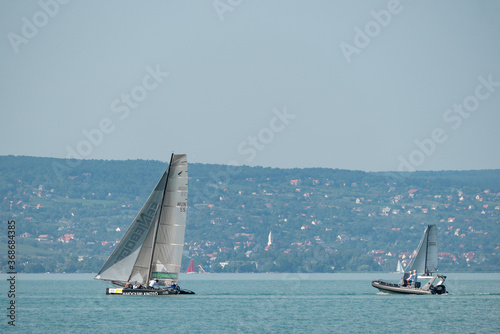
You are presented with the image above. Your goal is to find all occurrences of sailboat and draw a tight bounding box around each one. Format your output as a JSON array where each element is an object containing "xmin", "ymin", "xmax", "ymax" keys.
[
  {"xmin": 95, "ymin": 154, "xmax": 194, "ymax": 295},
  {"xmin": 391, "ymin": 260, "xmax": 404, "ymax": 274},
  {"xmin": 186, "ymin": 259, "xmax": 196, "ymax": 274},
  {"xmin": 371, "ymin": 225, "xmax": 447, "ymax": 295}
]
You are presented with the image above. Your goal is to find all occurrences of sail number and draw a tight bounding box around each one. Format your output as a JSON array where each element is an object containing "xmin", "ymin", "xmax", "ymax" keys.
[{"xmin": 177, "ymin": 202, "xmax": 187, "ymax": 212}]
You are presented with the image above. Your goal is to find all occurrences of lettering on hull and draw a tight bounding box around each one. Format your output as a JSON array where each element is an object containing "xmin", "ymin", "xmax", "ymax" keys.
[{"xmin": 122, "ymin": 291, "xmax": 159, "ymax": 296}]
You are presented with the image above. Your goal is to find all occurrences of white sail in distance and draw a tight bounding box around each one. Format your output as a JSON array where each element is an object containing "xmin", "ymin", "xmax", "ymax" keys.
[{"xmin": 396, "ymin": 260, "xmax": 404, "ymax": 274}]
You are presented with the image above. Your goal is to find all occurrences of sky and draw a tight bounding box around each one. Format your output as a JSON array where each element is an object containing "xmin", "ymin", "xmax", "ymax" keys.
[{"xmin": 1, "ymin": 0, "xmax": 499, "ymax": 172}]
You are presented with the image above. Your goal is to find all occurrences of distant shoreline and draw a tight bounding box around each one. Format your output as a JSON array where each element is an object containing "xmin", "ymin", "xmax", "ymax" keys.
[{"xmin": 2, "ymin": 272, "xmax": 499, "ymax": 282}]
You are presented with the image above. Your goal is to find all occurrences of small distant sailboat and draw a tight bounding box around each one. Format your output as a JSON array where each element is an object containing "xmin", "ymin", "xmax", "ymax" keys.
[
  {"xmin": 392, "ymin": 260, "xmax": 404, "ymax": 274},
  {"xmin": 94, "ymin": 154, "xmax": 194, "ymax": 295},
  {"xmin": 187, "ymin": 259, "xmax": 196, "ymax": 274},
  {"xmin": 372, "ymin": 225, "xmax": 447, "ymax": 295}
]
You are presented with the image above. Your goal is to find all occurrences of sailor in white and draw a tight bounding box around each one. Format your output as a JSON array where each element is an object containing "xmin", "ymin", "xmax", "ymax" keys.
[{"xmin": 149, "ymin": 279, "xmax": 159, "ymax": 289}]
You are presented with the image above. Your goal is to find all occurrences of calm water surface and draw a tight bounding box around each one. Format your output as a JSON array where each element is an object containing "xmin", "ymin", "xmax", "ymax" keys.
[{"xmin": 1, "ymin": 273, "xmax": 499, "ymax": 333}]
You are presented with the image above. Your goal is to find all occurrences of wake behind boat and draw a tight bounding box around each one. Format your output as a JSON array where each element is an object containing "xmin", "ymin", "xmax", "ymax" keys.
[
  {"xmin": 371, "ymin": 225, "xmax": 447, "ymax": 295},
  {"xmin": 94, "ymin": 154, "xmax": 194, "ymax": 296}
]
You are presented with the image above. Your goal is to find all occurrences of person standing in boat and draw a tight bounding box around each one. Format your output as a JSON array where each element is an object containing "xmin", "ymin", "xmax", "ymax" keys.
[
  {"xmin": 404, "ymin": 270, "xmax": 416, "ymax": 286},
  {"xmin": 409, "ymin": 270, "xmax": 418, "ymax": 286}
]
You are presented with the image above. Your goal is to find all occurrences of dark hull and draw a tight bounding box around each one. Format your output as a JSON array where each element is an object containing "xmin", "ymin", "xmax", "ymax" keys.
[
  {"xmin": 371, "ymin": 280, "xmax": 433, "ymax": 295},
  {"xmin": 106, "ymin": 288, "xmax": 195, "ymax": 296}
]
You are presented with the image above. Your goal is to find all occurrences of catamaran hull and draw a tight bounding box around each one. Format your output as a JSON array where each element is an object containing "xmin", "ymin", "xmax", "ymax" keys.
[
  {"xmin": 106, "ymin": 288, "xmax": 195, "ymax": 296},
  {"xmin": 371, "ymin": 280, "xmax": 446, "ymax": 295}
]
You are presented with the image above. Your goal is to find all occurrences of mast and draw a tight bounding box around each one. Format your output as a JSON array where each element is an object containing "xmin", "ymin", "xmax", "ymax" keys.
[{"xmin": 147, "ymin": 153, "xmax": 174, "ymax": 283}]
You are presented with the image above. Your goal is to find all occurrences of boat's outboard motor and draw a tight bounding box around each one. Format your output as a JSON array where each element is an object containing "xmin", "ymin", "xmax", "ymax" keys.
[{"xmin": 433, "ymin": 284, "xmax": 446, "ymax": 294}]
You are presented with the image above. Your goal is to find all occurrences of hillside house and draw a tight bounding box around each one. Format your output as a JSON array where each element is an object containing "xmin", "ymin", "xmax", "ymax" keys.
[{"xmin": 58, "ymin": 234, "xmax": 75, "ymax": 243}]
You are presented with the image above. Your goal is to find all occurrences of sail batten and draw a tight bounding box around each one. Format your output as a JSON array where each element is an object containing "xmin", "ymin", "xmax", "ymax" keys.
[{"xmin": 95, "ymin": 154, "xmax": 188, "ymax": 286}]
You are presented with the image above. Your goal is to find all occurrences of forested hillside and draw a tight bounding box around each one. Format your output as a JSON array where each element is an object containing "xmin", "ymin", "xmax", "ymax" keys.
[{"xmin": 1, "ymin": 155, "xmax": 499, "ymax": 273}]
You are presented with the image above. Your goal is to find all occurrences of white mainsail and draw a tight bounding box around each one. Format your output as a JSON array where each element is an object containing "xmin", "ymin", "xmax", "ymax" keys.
[
  {"xmin": 95, "ymin": 154, "xmax": 188, "ymax": 286},
  {"xmin": 407, "ymin": 224, "xmax": 438, "ymax": 275}
]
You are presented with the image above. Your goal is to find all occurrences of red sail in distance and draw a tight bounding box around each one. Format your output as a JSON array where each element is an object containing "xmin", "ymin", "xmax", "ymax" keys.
[{"xmin": 187, "ymin": 259, "xmax": 196, "ymax": 273}]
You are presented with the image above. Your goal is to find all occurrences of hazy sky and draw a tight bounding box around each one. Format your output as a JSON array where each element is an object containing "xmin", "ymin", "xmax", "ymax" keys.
[{"xmin": 1, "ymin": 0, "xmax": 499, "ymax": 171}]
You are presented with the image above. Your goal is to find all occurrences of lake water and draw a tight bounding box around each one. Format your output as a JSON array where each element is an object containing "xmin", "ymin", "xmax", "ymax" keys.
[{"xmin": 1, "ymin": 273, "xmax": 499, "ymax": 333}]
